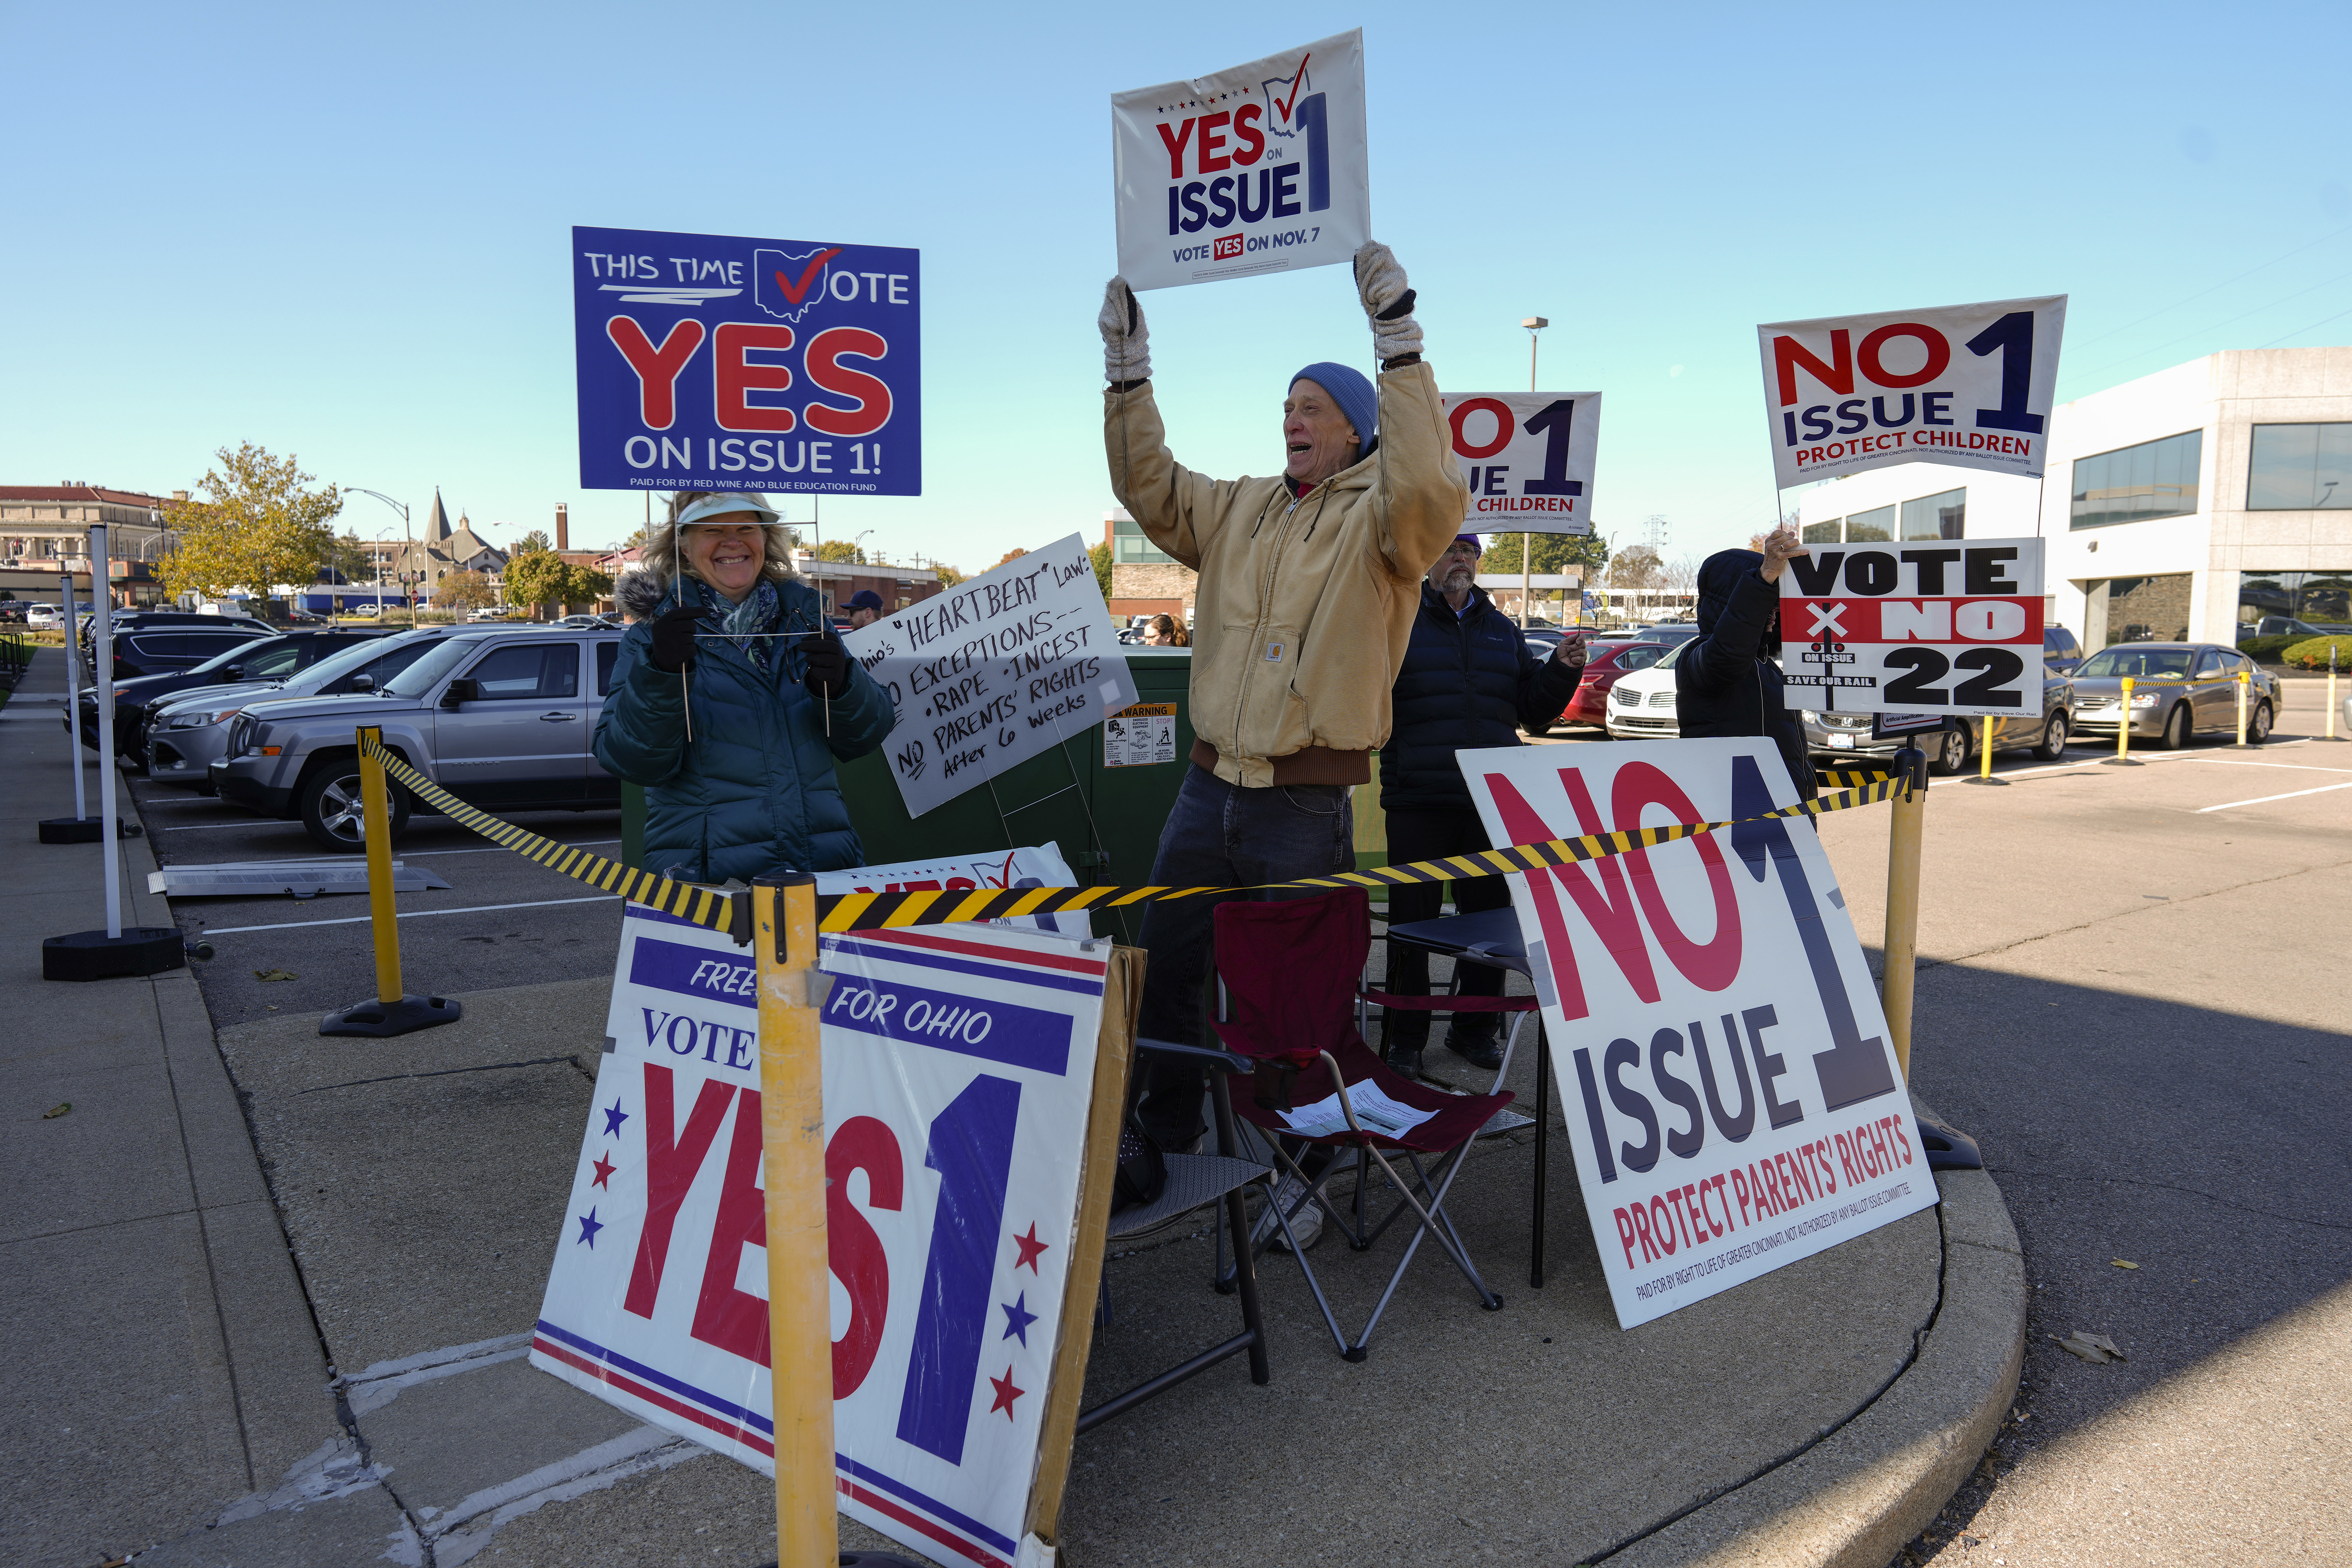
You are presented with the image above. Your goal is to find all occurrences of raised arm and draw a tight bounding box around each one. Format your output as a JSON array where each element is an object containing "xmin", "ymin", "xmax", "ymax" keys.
[
  {"xmin": 1100, "ymin": 278, "xmax": 1235, "ymax": 570},
  {"xmin": 1352, "ymin": 245, "xmax": 1470, "ymax": 584}
]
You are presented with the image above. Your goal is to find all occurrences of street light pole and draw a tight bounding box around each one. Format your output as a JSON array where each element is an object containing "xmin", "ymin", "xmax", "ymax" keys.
[
  {"xmin": 347, "ymin": 488, "xmax": 415, "ymax": 623},
  {"xmin": 1519, "ymin": 316, "xmax": 1548, "ymax": 631}
]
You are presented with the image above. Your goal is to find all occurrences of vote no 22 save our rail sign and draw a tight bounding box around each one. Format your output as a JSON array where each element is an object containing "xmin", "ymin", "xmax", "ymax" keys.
[
  {"xmin": 572, "ymin": 224, "xmax": 920, "ymax": 494},
  {"xmin": 1111, "ymin": 30, "xmax": 1370, "ymax": 291},
  {"xmin": 533, "ymin": 902, "xmax": 1117, "ymax": 1568},
  {"xmin": 1440, "ymin": 392, "xmax": 1602, "ymax": 536},
  {"xmin": 1758, "ymin": 295, "xmax": 2066, "ymax": 488},
  {"xmin": 1463, "ymin": 738, "xmax": 1936, "ymax": 1329},
  {"xmin": 1779, "ymin": 538, "xmax": 2045, "ymax": 717}
]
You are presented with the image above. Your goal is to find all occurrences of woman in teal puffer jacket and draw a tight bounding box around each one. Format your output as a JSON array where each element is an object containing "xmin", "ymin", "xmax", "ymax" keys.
[{"xmin": 595, "ymin": 491, "xmax": 895, "ymax": 884}]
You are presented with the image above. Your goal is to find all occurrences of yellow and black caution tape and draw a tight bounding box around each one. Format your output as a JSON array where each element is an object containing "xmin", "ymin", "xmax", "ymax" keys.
[
  {"xmin": 363, "ymin": 734, "xmax": 741, "ymax": 935},
  {"xmin": 361, "ymin": 735, "xmax": 1908, "ymax": 939}
]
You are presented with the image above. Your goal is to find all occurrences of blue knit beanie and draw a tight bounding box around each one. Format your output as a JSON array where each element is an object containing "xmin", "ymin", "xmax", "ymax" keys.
[{"xmin": 1290, "ymin": 362, "xmax": 1377, "ymax": 453}]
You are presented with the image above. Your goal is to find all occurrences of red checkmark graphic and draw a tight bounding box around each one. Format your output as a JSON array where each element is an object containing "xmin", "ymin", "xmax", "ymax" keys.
[
  {"xmin": 1274, "ymin": 55, "xmax": 1310, "ymax": 122},
  {"xmin": 771, "ymin": 247, "xmax": 844, "ymax": 304}
]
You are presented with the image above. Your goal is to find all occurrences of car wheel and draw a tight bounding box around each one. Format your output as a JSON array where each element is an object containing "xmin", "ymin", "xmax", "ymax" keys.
[
  {"xmin": 2034, "ymin": 711, "xmax": 2070, "ymax": 762},
  {"xmin": 1524, "ymin": 716, "xmax": 1555, "ymax": 739},
  {"xmin": 1930, "ymin": 723, "xmax": 1972, "ymax": 776},
  {"xmin": 2247, "ymin": 701, "xmax": 2272, "ymax": 744},
  {"xmin": 300, "ymin": 762, "xmax": 409, "ymax": 851},
  {"xmin": 2159, "ymin": 702, "xmax": 2192, "ymax": 750}
]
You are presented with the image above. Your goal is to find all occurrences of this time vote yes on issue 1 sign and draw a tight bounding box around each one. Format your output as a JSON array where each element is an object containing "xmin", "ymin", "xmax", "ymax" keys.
[{"xmin": 1777, "ymin": 538, "xmax": 2046, "ymax": 718}]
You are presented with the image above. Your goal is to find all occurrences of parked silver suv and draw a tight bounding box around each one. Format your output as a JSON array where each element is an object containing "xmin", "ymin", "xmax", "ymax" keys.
[{"xmin": 210, "ymin": 627, "xmax": 627, "ymax": 849}]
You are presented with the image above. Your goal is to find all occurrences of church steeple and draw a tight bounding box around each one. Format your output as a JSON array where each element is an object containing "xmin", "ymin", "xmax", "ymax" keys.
[{"xmin": 423, "ymin": 488, "xmax": 453, "ymax": 544}]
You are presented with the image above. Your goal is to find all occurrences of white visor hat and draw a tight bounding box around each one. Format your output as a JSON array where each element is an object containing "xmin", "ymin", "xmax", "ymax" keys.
[{"xmin": 675, "ymin": 492, "xmax": 782, "ymax": 529}]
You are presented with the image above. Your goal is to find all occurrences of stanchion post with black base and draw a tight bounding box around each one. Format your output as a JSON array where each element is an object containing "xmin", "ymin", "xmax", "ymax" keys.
[
  {"xmin": 1962, "ymin": 716, "xmax": 2009, "ymax": 786},
  {"xmin": 1878, "ymin": 742, "xmax": 1982, "ymax": 1170},
  {"xmin": 2102, "ymin": 676, "xmax": 2144, "ymax": 766},
  {"xmin": 321, "ymin": 726, "xmax": 462, "ymax": 1037},
  {"xmin": 752, "ymin": 875, "xmax": 921, "ymax": 1568},
  {"xmin": 42, "ymin": 531, "xmax": 181, "ymax": 980},
  {"xmin": 38, "ymin": 569, "xmax": 129, "ymax": 845}
]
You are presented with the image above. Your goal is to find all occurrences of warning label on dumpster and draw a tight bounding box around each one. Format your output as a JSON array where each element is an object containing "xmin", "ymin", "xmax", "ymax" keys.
[{"xmin": 1102, "ymin": 703, "xmax": 1176, "ymax": 767}]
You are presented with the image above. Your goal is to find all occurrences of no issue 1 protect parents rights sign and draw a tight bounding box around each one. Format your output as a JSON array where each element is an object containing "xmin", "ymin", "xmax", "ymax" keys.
[{"xmin": 572, "ymin": 225, "xmax": 921, "ymax": 495}]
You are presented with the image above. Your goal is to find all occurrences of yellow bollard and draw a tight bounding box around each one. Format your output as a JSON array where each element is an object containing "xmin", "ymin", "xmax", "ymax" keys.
[
  {"xmin": 2234, "ymin": 669, "xmax": 2249, "ymax": 746},
  {"xmin": 1965, "ymin": 716, "xmax": 2007, "ymax": 786},
  {"xmin": 2327, "ymin": 648, "xmax": 2344, "ymax": 742},
  {"xmin": 754, "ymin": 876, "xmax": 837, "ymax": 1568},
  {"xmin": 2102, "ymin": 676, "xmax": 2143, "ymax": 767},
  {"xmin": 320, "ymin": 730, "xmax": 462, "ymax": 1035},
  {"xmin": 359, "ymin": 727, "xmax": 404, "ymax": 1006},
  {"xmin": 1881, "ymin": 750, "xmax": 1927, "ymax": 1080}
]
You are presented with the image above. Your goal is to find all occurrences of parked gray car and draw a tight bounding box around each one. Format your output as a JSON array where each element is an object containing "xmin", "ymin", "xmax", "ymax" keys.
[
  {"xmin": 1803, "ymin": 672, "xmax": 2076, "ymax": 775},
  {"xmin": 2071, "ymin": 642, "xmax": 2279, "ymax": 748},
  {"xmin": 210, "ymin": 627, "xmax": 626, "ymax": 849},
  {"xmin": 145, "ymin": 628, "xmax": 471, "ymax": 791}
]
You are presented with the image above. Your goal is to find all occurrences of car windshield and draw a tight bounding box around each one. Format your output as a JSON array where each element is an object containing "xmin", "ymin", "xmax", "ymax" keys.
[
  {"xmin": 182, "ymin": 633, "xmax": 282, "ymax": 674},
  {"xmin": 1659, "ymin": 639, "xmax": 1690, "ymax": 668},
  {"xmin": 299, "ymin": 632, "xmax": 425, "ymax": 686},
  {"xmin": 2079, "ymin": 648, "xmax": 2193, "ymax": 680},
  {"xmin": 377, "ymin": 637, "xmax": 480, "ymax": 697}
]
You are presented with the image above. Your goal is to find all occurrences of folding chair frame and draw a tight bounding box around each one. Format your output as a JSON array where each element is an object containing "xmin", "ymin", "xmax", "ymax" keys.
[{"xmin": 1076, "ymin": 1034, "xmax": 1272, "ymax": 1434}]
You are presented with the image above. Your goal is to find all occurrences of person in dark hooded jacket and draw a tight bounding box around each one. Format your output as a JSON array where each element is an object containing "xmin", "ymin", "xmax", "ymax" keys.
[
  {"xmin": 1675, "ymin": 528, "xmax": 1816, "ymax": 800},
  {"xmin": 1377, "ymin": 533, "xmax": 1585, "ymax": 1074}
]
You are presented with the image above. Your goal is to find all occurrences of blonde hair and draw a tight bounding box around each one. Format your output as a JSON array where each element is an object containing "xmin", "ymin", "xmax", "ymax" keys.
[{"xmin": 646, "ymin": 488, "xmax": 800, "ymax": 587}]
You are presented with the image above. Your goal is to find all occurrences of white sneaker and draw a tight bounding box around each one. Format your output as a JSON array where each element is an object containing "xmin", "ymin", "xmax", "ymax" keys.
[{"xmin": 1254, "ymin": 1174, "xmax": 1324, "ymax": 1253}]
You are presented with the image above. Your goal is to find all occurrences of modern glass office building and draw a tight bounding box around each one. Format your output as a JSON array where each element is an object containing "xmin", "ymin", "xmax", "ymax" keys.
[{"xmin": 1795, "ymin": 347, "xmax": 2352, "ymax": 648}]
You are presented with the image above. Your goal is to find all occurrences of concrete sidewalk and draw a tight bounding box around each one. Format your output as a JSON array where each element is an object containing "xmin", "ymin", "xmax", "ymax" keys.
[{"xmin": 0, "ymin": 643, "xmax": 2027, "ymax": 1567}]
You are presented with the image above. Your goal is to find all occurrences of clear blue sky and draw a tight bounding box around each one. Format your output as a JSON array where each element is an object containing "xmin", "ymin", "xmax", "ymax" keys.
[{"xmin": 6, "ymin": 1, "xmax": 2346, "ymax": 568}]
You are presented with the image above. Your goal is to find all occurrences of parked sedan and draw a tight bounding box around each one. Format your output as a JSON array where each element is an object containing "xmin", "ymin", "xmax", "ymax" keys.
[
  {"xmin": 1802, "ymin": 672, "xmax": 2076, "ymax": 775},
  {"xmin": 1604, "ymin": 642, "xmax": 1688, "ymax": 739},
  {"xmin": 2071, "ymin": 642, "xmax": 2279, "ymax": 748},
  {"xmin": 74, "ymin": 629, "xmax": 391, "ymax": 762},
  {"xmin": 1557, "ymin": 641, "xmax": 1675, "ymax": 730},
  {"xmin": 144, "ymin": 628, "xmax": 466, "ymax": 790},
  {"xmin": 99, "ymin": 622, "xmax": 277, "ymax": 684}
]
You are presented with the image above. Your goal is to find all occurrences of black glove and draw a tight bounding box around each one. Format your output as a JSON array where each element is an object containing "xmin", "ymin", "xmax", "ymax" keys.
[
  {"xmin": 802, "ymin": 629, "xmax": 851, "ymax": 699},
  {"xmin": 649, "ymin": 605, "xmax": 709, "ymax": 673}
]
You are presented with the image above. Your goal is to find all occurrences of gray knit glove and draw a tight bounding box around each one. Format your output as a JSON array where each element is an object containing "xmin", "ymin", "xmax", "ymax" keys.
[
  {"xmin": 1098, "ymin": 277, "xmax": 1151, "ymax": 384},
  {"xmin": 1354, "ymin": 242, "xmax": 1423, "ymax": 363}
]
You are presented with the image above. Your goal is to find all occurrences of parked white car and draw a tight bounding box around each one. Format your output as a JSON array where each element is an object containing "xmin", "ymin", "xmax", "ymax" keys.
[
  {"xmin": 1604, "ymin": 641, "xmax": 1687, "ymax": 740},
  {"xmin": 26, "ymin": 603, "xmax": 62, "ymax": 629}
]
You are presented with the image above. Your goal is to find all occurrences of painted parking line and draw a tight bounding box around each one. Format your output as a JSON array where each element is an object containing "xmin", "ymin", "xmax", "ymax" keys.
[
  {"xmin": 199, "ymin": 895, "xmax": 621, "ymax": 935},
  {"xmin": 2196, "ymin": 781, "xmax": 2352, "ymax": 813},
  {"xmin": 2189, "ymin": 759, "xmax": 2352, "ymax": 774}
]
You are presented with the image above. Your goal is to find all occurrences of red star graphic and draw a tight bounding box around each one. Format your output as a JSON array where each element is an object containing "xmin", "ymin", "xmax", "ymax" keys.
[
  {"xmin": 987, "ymin": 1367, "xmax": 1024, "ymax": 1418},
  {"xmin": 591, "ymin": 1153, "xmax": 617, "ymax": 1189},
  {"xmin": 1011, "ymin": 1223, "xmax": 1050, "ymax": 1273}
]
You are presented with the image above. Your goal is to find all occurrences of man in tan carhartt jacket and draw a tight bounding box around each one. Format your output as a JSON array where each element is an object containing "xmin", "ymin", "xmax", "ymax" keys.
[{"xmin": 1101, "ymin": 244, "xmax": 1467, "ymax": 1198}]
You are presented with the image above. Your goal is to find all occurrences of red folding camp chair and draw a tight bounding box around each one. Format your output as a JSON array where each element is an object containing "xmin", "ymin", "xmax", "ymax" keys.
[{"xmin": 1210, "ymin": 888, "xmax": 1517, "ymax": 1360}]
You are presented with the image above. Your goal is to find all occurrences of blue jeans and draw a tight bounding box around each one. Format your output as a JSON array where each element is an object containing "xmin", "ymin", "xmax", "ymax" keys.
[{"xmin": 1134, "ymin": 765, "xmax": 1355, "ymax": 1148}]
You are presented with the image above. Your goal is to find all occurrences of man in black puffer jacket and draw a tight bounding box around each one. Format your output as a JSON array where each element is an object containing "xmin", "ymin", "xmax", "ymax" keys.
[
  {"xmin": 1675, "ymin": 528, "xmax": 1817, "ymax": 802},
  {"xmin": 1379, "ymin": 534, "xmax": 1586, "ymax": 1074}
]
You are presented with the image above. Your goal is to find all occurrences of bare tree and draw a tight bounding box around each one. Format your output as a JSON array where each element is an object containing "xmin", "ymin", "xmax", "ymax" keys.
[{"xmin": 1608, "ymin": 545, "xmax": 1664, "ymax": 590}]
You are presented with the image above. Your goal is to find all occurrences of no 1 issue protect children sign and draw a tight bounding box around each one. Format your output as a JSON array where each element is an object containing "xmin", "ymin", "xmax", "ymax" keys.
[
  {"xmin": 536, "ymin": 900, "xmax": 1113, "ymax": 1568},
  {"xmin": 1462, "ymin": 739, "xmax": 1936, "ymax": 1329},
  {"xmin": 1441, "ymin": 392, "xmax": 1602, "ymax": 535},
  {"xmin": 1758, "ymin": 295, "xmax": 2065, "ymax": 488},
  {"xmin": 572, "ymin": 224, "xmax": 920, "ymax": 494},
  {"xmin": 844, "ymin": 534, "xmax": 1138, "ymax": 820},
  {"xmin": 1779, "ymin": 538, "xmax": 2046, "ymax": 717},
  {"xmin": 1112, "ymin": 30, "xmax": 1370, "ymax": 291}
]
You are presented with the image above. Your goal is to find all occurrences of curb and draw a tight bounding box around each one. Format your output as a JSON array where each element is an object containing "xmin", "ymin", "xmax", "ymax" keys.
[{"xmin": 1606, "ymin": 1098, "xmax": 2027, "ymax": 1568}]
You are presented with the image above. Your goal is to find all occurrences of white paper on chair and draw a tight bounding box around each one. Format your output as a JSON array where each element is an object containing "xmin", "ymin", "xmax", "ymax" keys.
[{"xmin": 1279, "ymin": 1082, "xmax": 1437, "ymax": 1140}]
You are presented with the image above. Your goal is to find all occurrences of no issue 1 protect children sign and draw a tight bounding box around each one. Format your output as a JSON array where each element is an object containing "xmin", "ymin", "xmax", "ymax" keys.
[
  {"xmin": 1758, "ymin": 295, "xmax": 2065, "ymax": 488},
  {"xmin": 1441, "ymin": 392, "xmax": 1602, "ymax": 535},
  {"xmin": 1461, "ymin": 738, "xmax": 1936, "ymax": 1329},
  {"xmin": 1112, "ymin": 30, "xmax": 1370, "ymax": 292},
  {"xmin": 572, "ymin": 224, "xmax": 920, "ymax": 495}
]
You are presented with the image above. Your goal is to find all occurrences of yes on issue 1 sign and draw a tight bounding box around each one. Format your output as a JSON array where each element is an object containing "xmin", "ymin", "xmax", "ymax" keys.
[
  {"xmin": 844, "ymin": 534, "xmax": 1137, "ymax": 820},
  {"xmin": 1758, "ymin": 295, "xmax": 2065, "ymax": 488},
  {"xmin": 1441, "ymin": 392, "xmax": 1601, "ymax": 536},
  {"xmin": 572, "ymin": 224, "xmax": 920, "ymax": 495},
  {"xmin": 1112, "ymin": 30, "xmax": 1368, "ymax": 292},
  {"xmin": 1461, "ymin": 739, "xmax": 1936, "ymax": 1329},
  {"xmin": 1779, "ymin": 537, "xmax": 2045, "ymax": 717},
  {"xmin": 534, "ymin": 900, "xmax": 1112, "ymax": 1568}
]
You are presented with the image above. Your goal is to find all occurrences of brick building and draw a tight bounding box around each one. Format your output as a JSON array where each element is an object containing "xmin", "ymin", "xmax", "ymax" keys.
[{"xmin": 1103, "ymin": 508, "xmax": 1195, "ymax": 622}]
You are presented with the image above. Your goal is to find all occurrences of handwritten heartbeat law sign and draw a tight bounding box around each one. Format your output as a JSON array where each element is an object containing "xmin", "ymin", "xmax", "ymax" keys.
[
  {"xmin": 842, "ymin": 534, "xmax": 1137, "ymax": 819},
  {"xmin": 1112, "ymin": 30, "xmax": 1370, "ymax": 292}
]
